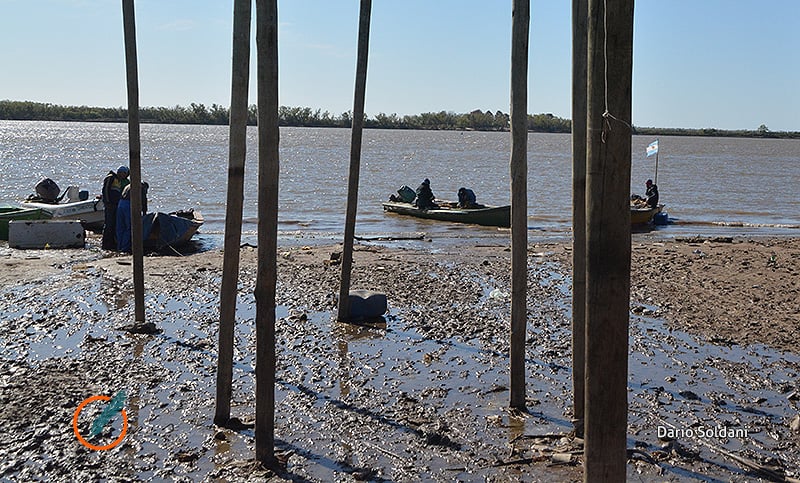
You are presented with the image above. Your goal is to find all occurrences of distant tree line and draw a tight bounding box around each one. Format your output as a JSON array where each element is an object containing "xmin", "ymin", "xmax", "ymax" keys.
[
  {"xmin": 632, "ymin": 123, "xmax": 798, "ymax": 139},
  {"xmin": 1, "ymin": 100, "xmax": 797, "ymax": 138}
]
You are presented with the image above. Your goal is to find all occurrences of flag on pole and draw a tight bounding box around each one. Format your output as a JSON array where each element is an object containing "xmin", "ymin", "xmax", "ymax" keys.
[{"xmin": 646, "ymin": 140, "xmax": 659, "ymax": 157}]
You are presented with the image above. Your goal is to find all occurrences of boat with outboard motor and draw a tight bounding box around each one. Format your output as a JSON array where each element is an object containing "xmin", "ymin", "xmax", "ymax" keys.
[
  {"xmin": 17, "ymin": 182, "xmax": 105, "ymax": 231},
  {"xmin": 382, "ymin": 200, "xmax": 510, "ymax": 228}
]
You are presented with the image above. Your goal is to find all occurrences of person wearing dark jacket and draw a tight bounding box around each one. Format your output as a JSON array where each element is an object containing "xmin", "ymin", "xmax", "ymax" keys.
[
  {"xmin": 645, "ymin": 179, "xmax": 659, "ymax": 208},
  {"xmin": 101, "ymin": 166, "xmax": 130, "ymax": 250},
  {"xmin": 414, "ymin": 178, "xmax": 437, "ymax": 209},
  {"xmin": 457, "ymin": 187, "xmax": 478, "ymax": 208}
]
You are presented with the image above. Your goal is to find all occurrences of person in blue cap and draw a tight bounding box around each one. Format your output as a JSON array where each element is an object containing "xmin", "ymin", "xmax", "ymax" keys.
[{"xmin": 101, "ymin": 166, "xmax": 130, "ymax": 250}]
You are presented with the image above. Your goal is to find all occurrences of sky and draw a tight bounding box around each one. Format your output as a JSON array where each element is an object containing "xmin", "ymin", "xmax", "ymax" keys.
[{"xmin": 0, "ymin": 0, "xmax": 798, "ymax": 131}]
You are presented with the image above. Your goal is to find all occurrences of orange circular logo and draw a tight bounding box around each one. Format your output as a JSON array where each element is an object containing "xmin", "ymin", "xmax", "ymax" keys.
[{"xmin": 72, "ymin": 395, "xmax": 128, "ymax": 451}]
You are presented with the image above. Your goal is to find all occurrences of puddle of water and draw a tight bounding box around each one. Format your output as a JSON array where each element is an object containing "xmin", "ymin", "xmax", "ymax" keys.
[{"xmin": 1, "ymin": 259, "xmax": 798, "ymax": 481}]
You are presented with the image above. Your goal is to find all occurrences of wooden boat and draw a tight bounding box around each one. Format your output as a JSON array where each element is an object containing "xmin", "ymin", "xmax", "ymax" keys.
[
  {"xmin": 382, "ymin": 200, "xmax": 510, "ymax": 228},
  {"xmin": 631, "ymin": 204, "xmax": 663, "ymax": 225},
  {"xmin": 17, "ymin": 198, "xmax": 105, "ymax": 231},
  {"xmin": 142, "ymin": 210, "xmax": 203, "ymax": 250},
  {"xmin": 0, "ymin": 204, "xmax": 46, "ymax": 240}
]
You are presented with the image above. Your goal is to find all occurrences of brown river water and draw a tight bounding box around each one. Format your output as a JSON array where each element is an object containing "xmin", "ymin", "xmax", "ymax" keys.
[{"xmin": 1, "ymin": 120, "xmax": 798, "ymax": 245}]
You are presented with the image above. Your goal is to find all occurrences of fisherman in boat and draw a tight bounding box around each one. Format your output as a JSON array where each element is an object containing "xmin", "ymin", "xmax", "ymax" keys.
[
  {"xmin": 457, "ymin": 187, "xmax": 479, "ymax": 208},
  {"xmin": 414, "ymin": 178, "xmax": 437, "ymax": 210},
  {"xmin": 645, "ymin": 179, "xmax": 659, "ymax": 208},
  {"xmin": 101, "ymin": 165, "xmax": 130, "ymax": 250}
]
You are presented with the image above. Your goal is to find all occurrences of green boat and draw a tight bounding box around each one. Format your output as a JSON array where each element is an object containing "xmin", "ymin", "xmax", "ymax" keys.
[
  {"xmin": 382, "ymin": 200, "xmax": 511, "ymax": 228},
  {"xmin": 0, "ymin": 204, "xmax": 46, "ymax": 240}
]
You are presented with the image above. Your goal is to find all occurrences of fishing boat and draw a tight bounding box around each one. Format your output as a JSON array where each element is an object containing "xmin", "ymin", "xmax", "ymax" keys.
[
  {"xmin": 382, "ymin": 200, "xmax": 510, "ymax": 228},
  {"xmin": 17, "ymin": 198, "xmax": 105, "ymax": 231},
  {"xmin": 631, "ymin": 139, "xmax": 665, "ymax": 226},
  {"xmin": 630, "ymin": 204, "xmax": 663, "ymax": 225},
  {"xmin": 0, "ymin": 204, "xmax": 46, "ymax": 240},
  {"xmin": 142, "ymin": 210, "xmax": 203, "ymax": 250}
]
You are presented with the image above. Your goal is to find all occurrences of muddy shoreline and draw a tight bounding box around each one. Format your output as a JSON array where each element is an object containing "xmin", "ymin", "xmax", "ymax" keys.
[{"xmin": 1, "ymin": 235, "xmax": 798, "ymax": 481}]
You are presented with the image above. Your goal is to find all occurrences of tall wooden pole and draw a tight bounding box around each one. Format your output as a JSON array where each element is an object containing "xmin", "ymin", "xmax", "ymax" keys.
[
  {"xmin": 255, "ymin": 0, "xmax": 279, "ymax": 467},
  {"xmin": 215, "ymin": 0, "xmax": 251, "ymax": 427},
  {"xmin": 337, "ymin": 0, "xmax": 372, "ymax": 322},
  {"xmin": 570, "ymin": 0, "xmax": 588, "ymax": 437},
  {"xmin": 584, "ymin": 0, "xmax": 634, "ymax": 480},
  {"xmin": 509, "ymin": 0, "xmax": 529, "ymax": 410},
  {"xmin": 121, "ymin": 0, "xmax": 145, "ymax": 324}
]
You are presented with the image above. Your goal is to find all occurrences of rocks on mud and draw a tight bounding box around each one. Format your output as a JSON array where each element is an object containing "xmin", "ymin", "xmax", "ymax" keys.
[
  {"xmin": 174, "ymin": 451, "xmax": 200, "ymax": 463},
  {"xmin": 790, "ymin": 415, "xmax": 800, "ymax": 434},
  {"xmin": 118, "ymin": 321, "xmax": 160, "ymax": 334},
  {"xmin": 678, "ymin": 390, "xmax": 700, "ymax": 401}
]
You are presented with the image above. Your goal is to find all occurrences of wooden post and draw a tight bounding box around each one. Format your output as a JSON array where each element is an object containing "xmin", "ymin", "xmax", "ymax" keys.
[
  {"xmin": 584, "ymin": 0, "xmax": 634, "ymax": 480},
  {"xmin": 337, "ymin": 0, "xmax": 372, "ymax": 322},
  {"xmin": 570, "ymin": 0, "xmax": 588, "ymax": 437},
  {"xmin": 215, "ymin": 0, "xmax": 251, "ymax": 427},
  {"xmin": 255, "ymin": 0, "xmax": 279, "ymax": 468},
  {"xmin": 121, "ymin": 0, "xmax": 145, "ymax": 324},
  {"xmin": 509, "ymin": 0, "xmax": 529, "ymax": 410}
]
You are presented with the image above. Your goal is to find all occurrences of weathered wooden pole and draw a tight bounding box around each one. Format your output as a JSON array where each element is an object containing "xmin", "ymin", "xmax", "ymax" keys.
[
  {"xmin": 254, "ymin": 0, "xmax": 279, "ymax": 467},
  {"xmin": 337, "ymin": 0, "xmax": 372, "ymax": 322},
  {"xmin": 570, "ymin": 0, "xmax": 588, "ymax": 437},
  {"xmin": 121, "ymin": 0, "xmax": 145, "ymax": 324},
  {"xmin": 215, "ymin": 0, "xmax": 251, "ymax": 427},
  {"xmin": 509, "ymin": 0, "xmax": 529, "ymax": 410},
  {"xmin": 584, "ymin": 0, "xmax": 634, "ymax": 480}
]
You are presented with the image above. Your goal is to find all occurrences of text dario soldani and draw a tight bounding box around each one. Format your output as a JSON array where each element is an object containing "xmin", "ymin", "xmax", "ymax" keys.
[{"xmin": 658, "ymin": 424, "xmax": 749, "ymax": 440}]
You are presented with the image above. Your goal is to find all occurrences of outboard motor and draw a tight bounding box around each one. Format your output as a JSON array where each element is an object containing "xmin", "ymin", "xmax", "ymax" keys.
[{"xmin": 34, "ymin": 178, "xmax": 60, "ymax": 203}]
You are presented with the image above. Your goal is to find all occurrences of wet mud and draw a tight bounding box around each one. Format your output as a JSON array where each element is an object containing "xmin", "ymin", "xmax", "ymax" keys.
[{"xmin": 0, "ymin": 238, "xmax": 798, "ymax": 481}]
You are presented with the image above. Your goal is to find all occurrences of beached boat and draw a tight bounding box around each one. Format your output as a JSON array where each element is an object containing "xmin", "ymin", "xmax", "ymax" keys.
[
  {"xmin": 0, "ymin": 204, "xmax": 46, "ymax": 240},
  {"xmin": 382, "ymin": 201, "xmax": 510, "ymax": 228},
  {"xmin": 142, "ymin": 210, "xmax": 203, "ymax": 250},
  {"xmin": 631, "ymin": 204, "xmax": 663, "ymax": 225},
  {"xmin": 18, "ymin": 198, "xmax": 105, "ymax": 231}
]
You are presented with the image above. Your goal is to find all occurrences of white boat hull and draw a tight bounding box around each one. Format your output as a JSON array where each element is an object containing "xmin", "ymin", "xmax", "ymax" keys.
[{"xmin": 18, "ymin": 199, "xmax": 105, "ymax": 229}]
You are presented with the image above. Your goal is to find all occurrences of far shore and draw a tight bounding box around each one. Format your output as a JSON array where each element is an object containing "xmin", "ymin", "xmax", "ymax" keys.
[{"xmin": 2, "ymin": 101, "xmax": 798, "ymax": 138}]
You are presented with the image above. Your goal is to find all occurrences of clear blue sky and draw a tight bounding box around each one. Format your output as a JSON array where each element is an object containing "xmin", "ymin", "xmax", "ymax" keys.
[{"xmin": 1, "ymin": 0, "xmax": 797, "ymax": 131}]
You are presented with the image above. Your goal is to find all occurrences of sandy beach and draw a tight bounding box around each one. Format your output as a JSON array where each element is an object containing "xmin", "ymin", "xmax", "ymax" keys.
[{"xmin": 1, "ymin": 234, "xmax": 798, "ymax": 481}]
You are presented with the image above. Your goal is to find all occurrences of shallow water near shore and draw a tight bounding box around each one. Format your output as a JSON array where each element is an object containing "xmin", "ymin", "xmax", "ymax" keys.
[{"xmin": 1, "ymin": 251, "xmax": 797, "ymax": 481}]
